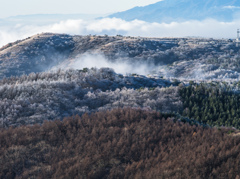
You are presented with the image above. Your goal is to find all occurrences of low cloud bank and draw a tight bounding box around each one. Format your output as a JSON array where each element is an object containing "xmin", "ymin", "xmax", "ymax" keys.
[
  {"xmin": 1, "ymin": 18, "xmax": 240, "ymax": 47},
  {"xmin": 58, "ymin": 53, "xmax": 157, "ymax": 75}
]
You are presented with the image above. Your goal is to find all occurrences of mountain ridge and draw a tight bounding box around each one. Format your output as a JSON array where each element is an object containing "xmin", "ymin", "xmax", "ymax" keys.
[{"xmin": 109, "ymin": 0, "xmax": 240, "ymax": 22}]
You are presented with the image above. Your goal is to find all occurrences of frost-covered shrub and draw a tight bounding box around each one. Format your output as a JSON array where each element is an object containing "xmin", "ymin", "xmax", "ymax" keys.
[{"xmin": 0, "ymin": 68, "xmax": 181, "ymax": 127}]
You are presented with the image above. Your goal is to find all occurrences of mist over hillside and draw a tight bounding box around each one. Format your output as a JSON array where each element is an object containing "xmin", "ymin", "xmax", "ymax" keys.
[{"xmin": 1, "ymin": 33, "xmax": 240, "ymax": 80}]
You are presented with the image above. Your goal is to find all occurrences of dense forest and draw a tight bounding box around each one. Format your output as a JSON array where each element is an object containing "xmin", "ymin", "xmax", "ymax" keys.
[
  {"xmin": 1, "ymin": 108, "xmax": 240, "ymax": 179},
  {"xmin": 180, "ymin": 82, "xmax": 240, "ymax": 129}
]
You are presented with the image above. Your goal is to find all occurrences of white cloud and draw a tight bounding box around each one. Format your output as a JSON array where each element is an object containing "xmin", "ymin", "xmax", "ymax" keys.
[
  {"xmin": 1, "ymin": 17, "xmax": 240, "ymax": 48},
  {"xmin": 223, "ymin": 6, "xmax": 240, "ymax": 9}
]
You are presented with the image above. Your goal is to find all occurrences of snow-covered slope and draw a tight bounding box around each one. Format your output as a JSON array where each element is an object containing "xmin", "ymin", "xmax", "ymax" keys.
[
  {"xmin": 1, "ymin": 33, "xmax": 240, "ymax": 80},
  {"xmin": 0, "ymin": 68, "xmax": 180, "ymax": 127}
]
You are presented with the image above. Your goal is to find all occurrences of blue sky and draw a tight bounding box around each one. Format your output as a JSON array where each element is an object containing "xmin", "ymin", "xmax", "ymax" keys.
[{"xmin": 0, "ymin": 0, "xmax": 161, "ymax": 18}]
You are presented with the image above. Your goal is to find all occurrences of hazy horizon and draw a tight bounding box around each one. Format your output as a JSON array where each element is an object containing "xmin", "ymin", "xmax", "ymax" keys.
[
  {"xmin": 0, "ymin": 16, "xmax": 239, "ymax": 48},
  {"xmin": 0, "ymin": 0, "xmax": 161, "ymax": 19},
  {"xmin": 1, "ymin": 0, "xmax": 240, "ymax": 47}
]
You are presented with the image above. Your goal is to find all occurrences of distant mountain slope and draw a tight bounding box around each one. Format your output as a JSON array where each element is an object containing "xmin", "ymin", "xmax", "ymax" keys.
[{"xmin": 109, "ymin": 0, "xmax": 240, "ymax": 22}]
